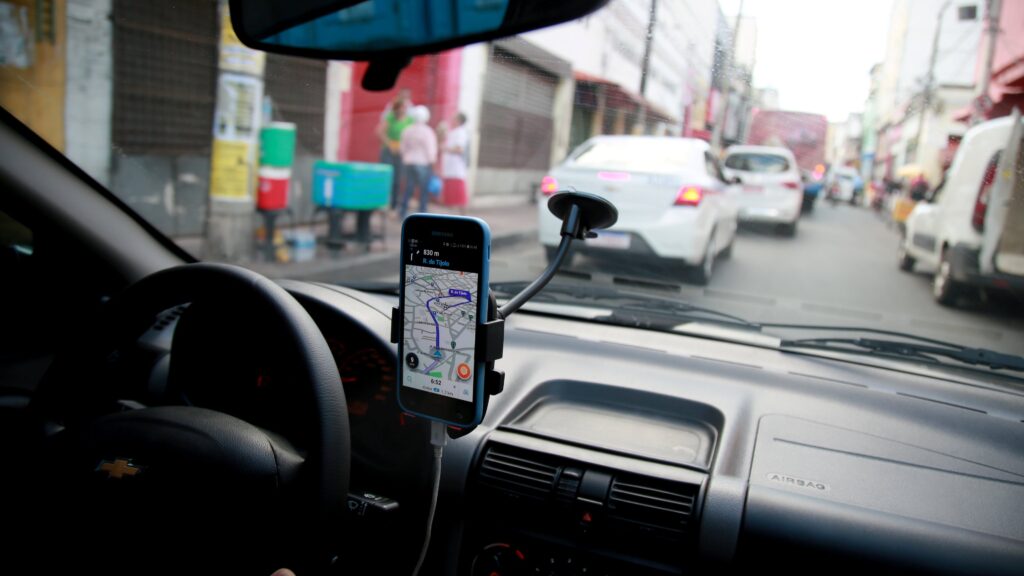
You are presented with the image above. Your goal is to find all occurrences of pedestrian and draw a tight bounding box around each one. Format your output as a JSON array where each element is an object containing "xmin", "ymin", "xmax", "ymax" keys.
[
  {"xmin": 436, "ymin": 119, "xmax": 449, "ymax": 148},
  {"xmin": 399, "ymin": 105, "xmax": 438, "ymax": 219},
  {"xmin": 441, "ymin": 112, "xmax": 470, "ymax": 215},
  {"xmin": 380, "ymin": 88, "xmax": 413, "ymax": 123},
  {"xmin": 376, "ymin": 90, "xmax": 414, "ymax": 210},
  {"xmin": 909, "ymin": 174, "xmax": 929, "ymax": 202}
]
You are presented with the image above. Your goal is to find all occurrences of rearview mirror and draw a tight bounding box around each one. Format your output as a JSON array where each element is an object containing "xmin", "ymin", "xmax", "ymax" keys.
[
  {"xmin": 730, "ymin": 176, "xmax": 742, "ymax": 185},
  {"xmin": 230, "ymin": 0, "xmax": 608, "ymax": 84}
]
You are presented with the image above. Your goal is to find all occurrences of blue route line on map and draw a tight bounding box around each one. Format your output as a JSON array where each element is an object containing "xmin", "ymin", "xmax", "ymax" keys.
[{"xmin": 422, "ymin": 293, "xmax": 472, "ymax": 371}]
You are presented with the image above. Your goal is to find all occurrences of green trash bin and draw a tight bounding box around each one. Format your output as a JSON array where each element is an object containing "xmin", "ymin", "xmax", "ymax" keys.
[{"xmin": 260, "ymin": 122, "xmax": 296, "ymax": 168}]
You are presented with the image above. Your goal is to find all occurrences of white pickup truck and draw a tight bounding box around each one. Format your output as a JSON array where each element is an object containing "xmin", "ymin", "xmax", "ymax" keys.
[{"xmin": 900, "ymin": 112, "xmax": 1024, "ymax": 306}]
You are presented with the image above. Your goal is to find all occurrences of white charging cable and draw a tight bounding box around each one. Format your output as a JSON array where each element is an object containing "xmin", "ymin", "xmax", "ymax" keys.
[{"xmin": 411, "ymin": 420, "xmax": 449, "ymax": 576}]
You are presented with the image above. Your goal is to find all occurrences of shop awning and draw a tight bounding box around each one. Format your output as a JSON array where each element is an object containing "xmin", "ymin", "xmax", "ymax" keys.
[
  {"xmin": 953, "ymin": 54, "xmax": 1024, "ymax": 123},
  {"xmin": 573, "ymin": 71, "xmax": 676, "ymax": 122}
]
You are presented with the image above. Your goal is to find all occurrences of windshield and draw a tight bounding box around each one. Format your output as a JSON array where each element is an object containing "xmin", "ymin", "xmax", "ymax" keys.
[
  {"xmin": 4, "ymin": 0, "xmax": 1023, "ymax": 361},
  {"xmin": 724, "ymin": 153, "xmax": 790, "ymax": 173}
]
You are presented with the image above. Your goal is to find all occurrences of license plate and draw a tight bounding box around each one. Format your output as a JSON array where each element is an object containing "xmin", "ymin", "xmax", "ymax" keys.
[
  {"xmin": 741, "ymin": 207, "xmax": 780, "ymax": 218},
  {"xmin": 743, "ymin": 185, "xmax": 763, "ymax": 193},
  {"xmin": 586, "ymin": 230, "xmax": 631, "ymax": 249}
]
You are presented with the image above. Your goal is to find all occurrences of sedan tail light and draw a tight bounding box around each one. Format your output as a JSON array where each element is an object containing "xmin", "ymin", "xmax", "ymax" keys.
[
  {"xmin": 541, "ymin": 175, "xmax": 558, "ymax": 195},
  {"xmin": 674, "ymin": 186, "xmax": 704, "ymax": 206},
  {"xmin": 971, "ymin": 153, "xmax": 999, "ymax": 232},
  {"xmin": 782, "ymin": 181, "xmax": 802, "ymax": 190}
]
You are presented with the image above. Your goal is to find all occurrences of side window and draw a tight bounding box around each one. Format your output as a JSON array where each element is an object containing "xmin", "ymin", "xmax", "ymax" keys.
[
  {"xmin": 0, "ymin": 209, "xmax": 42, "ymax": 370},
  {"xmin": 0, "ymin": 205, "xmax": 119, "ymax": 390},
  {"xmin": 0, "ymin": 211, "xmax": 36, "ymax": 352},
  {"xmin": 0, "ymin": 210, "xmax": 33, "ymax": 264}
]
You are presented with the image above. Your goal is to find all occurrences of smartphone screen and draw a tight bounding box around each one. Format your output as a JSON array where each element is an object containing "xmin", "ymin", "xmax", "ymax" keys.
[{"xmin": 398, "ymin": 215, "xmax": 489, "ymax": 426}]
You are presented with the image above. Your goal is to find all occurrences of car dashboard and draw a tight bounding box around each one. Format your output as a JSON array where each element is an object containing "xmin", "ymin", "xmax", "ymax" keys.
[{"xmin": 143, "ymin": 279, "xmax": 1024, "ymax": 575}]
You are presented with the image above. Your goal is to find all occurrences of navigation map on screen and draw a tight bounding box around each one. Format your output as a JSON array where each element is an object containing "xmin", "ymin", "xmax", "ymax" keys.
[{"xmin": 402, "ymin": 265, "xmax": 478, "ymax": 401}]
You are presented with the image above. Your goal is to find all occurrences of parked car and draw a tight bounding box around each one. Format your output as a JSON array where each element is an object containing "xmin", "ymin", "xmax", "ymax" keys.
[
  {"xmin": 721, "ymin": 145, "xmax": 803, "ymax": 235},
  {"xmin": 900, "ymin": 113, "xmax": 1024, "ymax": 305},
  {"xmin": 538, "ymin": 136, "xmax": 738, "ymax": 284},
  {"xmin": 828, "ymin": 165, "xmax": 860, "ymax": 204}
]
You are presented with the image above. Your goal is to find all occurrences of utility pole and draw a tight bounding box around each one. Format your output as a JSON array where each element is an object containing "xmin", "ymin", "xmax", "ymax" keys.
[
  {"xmin": 638, "ymin": 0, "xmax": 657, "ymax": 98},
  {"xmin": 711, "ymin": 0, "xmax": 743, "ymax": 151},
  {"xmin": 912, "ymin": 0, "xmax": 951, "ymax": 163},
  {"xmin": 972, "ymin": 0, "xmax": 1002, "ymax": 125},
  {"xmin": 636, "ymin": 0, "xmax": 658, "ymax": 134}
]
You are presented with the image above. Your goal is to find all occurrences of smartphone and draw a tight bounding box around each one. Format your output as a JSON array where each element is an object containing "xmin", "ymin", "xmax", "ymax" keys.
[{"xmin": 397, "ymin": 214, "xmax": 490, "ymax": 427}]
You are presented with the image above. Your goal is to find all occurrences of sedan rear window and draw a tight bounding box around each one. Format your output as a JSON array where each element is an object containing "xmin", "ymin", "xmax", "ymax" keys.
[
  {"xmin": 724, "ymin": 153, "xmax": 791, "ymax": 173},
  {"xmin": 569, "ymin": 139, "xmax": 702, "ymax": 172}
]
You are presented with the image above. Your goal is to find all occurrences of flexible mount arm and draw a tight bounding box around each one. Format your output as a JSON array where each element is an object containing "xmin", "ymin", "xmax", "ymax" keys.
[{"xmin": 498, "ymin": 202, "xmax": 587, "ymax": 317}]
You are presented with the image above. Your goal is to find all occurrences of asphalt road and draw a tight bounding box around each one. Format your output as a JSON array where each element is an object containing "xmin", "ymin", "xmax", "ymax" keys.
[{"xmin": 480, "ymin": 203, "xmax": 1024, "ymax": 356}]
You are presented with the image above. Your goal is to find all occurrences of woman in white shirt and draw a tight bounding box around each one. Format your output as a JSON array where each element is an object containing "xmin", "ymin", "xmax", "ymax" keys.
[
  {"xmin": 398, "ymin": 105, "xmax": 438, "ymax": 219},
  {"xmin": 440, "ymin": 112, "xmax": 470, "ymax": 215}
]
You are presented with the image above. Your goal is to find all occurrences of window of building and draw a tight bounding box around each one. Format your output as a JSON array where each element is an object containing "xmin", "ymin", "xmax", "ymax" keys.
[{"xmin": 957, "ymin": 5, "xmax": 978, "ymax": 21}]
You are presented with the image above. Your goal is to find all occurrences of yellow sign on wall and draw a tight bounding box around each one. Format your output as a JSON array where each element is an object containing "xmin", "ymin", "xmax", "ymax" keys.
[{"xmin": 210, "ymin": 139, "xmax": 251, "ymax": 200}]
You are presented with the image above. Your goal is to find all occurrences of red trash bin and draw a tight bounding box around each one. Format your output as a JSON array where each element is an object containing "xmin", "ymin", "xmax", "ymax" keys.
[{"xmin": 257, "ymin": 167, "xmax": 290, "ymax": 211}]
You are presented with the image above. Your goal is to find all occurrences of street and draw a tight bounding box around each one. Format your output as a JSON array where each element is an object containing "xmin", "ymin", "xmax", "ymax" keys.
[
  {"xmin": 483, "ymin": 204, "xmax": 1024, "ymax": 354},
  {"xmin": 290, "ymin": 201, "xmax": 1023, "ymax": 355}
]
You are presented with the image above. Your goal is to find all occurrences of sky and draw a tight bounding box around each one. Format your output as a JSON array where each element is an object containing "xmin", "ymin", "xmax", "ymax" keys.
[{"xmin": 719, "ymin": 0, "xmax": 894, "ymax": 122}]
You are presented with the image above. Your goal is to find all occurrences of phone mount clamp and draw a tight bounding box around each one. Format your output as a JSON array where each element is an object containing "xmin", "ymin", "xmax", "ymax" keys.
[{"xmin": 390, "ymin": 191, "xmax": 618, "ymax": 438}]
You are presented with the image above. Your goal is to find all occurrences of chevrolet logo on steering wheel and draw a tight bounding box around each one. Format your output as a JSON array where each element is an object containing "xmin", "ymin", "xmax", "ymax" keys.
[{"xmin": 96, "ymin": 458, "xmax": 142, "ymax": 479}]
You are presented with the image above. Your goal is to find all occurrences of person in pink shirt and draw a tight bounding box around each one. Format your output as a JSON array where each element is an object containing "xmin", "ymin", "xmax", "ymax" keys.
[{"xmin": 399, "ymin": 105, "xmax": 438, "ymax": 219}]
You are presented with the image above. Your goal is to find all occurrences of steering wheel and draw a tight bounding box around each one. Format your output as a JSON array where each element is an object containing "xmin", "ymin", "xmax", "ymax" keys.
[{"xmin": 27, "ymin": 263, "xmax": 350, "ymax": 574}]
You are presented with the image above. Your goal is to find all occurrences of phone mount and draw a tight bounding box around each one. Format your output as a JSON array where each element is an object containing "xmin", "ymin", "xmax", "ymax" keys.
[{"xmin": 390, "ymin": 191, "xmax": 618, "ymax": 438}]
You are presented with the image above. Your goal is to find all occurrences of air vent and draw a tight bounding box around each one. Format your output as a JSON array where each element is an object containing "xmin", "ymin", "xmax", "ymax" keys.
[
  {"xmin": 479, "ymin": 445, "xmax": 559, "ymax": 497},
  {"xmin": 607, "ymin": 474, "xmax": 698, "ymax": 533},
  {"xmin": 555, "ymin": 467, "xmax": 582, "ymax": 502}
]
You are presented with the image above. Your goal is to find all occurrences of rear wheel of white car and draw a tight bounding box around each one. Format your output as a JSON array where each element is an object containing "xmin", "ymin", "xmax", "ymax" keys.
[
  {"xmin": 691, "ymin": 237, "xmax": 715, "ymax": 285},
  {"xmin": 933, "ymin": 248, "xmax": 964, "ymax": 306},
  {"xmin": 719, "ymin": 236, "xmax": 734, "ymax": 259},
  {"xmin": 898, "ymin": 244, "xmax": 916, "ymax": 272},
  {"xmin": 778, "ymin": 220, "xmax": 798, "ymax": 237}
]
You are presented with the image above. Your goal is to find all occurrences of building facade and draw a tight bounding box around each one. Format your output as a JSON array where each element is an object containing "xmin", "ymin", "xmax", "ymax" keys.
[{"xmin": 871, "ymin": 0, "xmax": 984, "ymax": 184}]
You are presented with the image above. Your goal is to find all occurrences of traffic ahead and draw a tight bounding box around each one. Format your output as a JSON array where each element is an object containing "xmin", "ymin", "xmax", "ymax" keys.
[{"xmin": 355, "ymin": 202, "xmax": 1022, "ymax": 356}]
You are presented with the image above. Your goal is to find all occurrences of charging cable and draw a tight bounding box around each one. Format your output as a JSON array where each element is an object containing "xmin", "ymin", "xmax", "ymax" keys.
[{"xmin": 412, "ymin": 420, "xmax": 448, "ymax": 576}]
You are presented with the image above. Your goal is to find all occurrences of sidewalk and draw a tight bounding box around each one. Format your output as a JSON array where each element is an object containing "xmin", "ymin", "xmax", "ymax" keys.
[{"xmin": 238, "ymin": 198, "xmax": 539, "ymax": 281}]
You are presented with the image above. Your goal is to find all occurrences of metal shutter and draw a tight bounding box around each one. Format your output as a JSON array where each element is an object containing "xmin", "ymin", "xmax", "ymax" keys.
[
  {"xmin": 478, "ymin": 47, "xmax": 557, "ymax": 170},
  {"xmin": 111, "ymin": 0, "xmax": 218, "ymax": 155},
  {"xmin": 264, "ymin": 54, "xmax": 327, "ymax": 156}
]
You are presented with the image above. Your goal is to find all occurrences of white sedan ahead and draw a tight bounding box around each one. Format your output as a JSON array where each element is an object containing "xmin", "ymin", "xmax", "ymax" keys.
[
  {"xmin": 538, "ymin": 136, "xmax": 739, "ymax": 285},
  {"xmin": 721, "ymin": 145, "xmax": 804, "ymax": 235}
]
